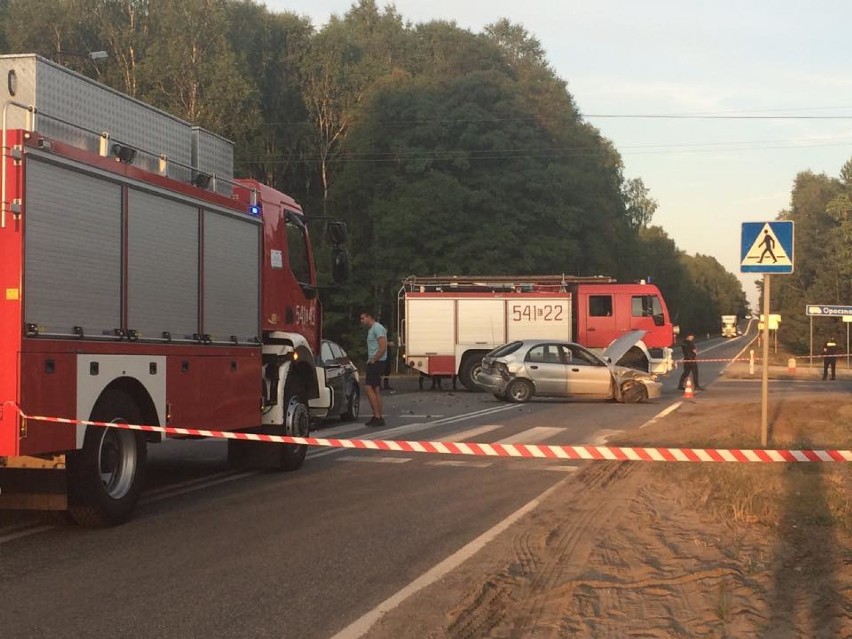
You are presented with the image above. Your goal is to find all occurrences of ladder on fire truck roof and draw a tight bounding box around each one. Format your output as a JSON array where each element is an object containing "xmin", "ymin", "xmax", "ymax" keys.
[{"xmin": 401, "ymin": 274, "xmax": 617, "ymax": 293}]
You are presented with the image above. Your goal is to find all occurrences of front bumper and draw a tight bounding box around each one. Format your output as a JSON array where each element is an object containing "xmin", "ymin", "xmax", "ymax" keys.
[{"xmin": 643, "ymin": 380, "xmax": 664, "ymax": 399}]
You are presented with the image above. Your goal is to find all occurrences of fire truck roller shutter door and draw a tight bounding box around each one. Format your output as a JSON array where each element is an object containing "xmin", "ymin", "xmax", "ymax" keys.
[
  {"xmin": 127, "ymin": 189, "xmax": 199, "ymax": 341},
  {"xmin": 24, "ymin": 159, "xmax": 122, "ymax": 338},
  {"xmin": 202, "ymin": 210, "xmax": 261, "ymax": 344}
]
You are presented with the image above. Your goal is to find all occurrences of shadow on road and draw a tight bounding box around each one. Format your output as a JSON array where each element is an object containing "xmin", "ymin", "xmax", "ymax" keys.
[{"xmin": 766, "ymin": 432, "xmax": 845, "ymax": 637}]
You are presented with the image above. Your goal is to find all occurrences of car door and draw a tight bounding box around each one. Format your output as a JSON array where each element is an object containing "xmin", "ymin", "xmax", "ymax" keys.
[
  {"xmin": 321, "ymin": 341, "xmax": 346, "ymax": 414},
  {"xmin": 523, "ymin": 344, "xmax": 568, "ymax": 396},
  {"xmin": 565, "ymin": 344, "xmax": 613, "ymax": 396}
]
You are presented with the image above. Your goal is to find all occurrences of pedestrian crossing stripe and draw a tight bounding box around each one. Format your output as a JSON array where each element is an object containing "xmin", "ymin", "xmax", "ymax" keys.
[{"xmin": 741, "ymin": 223, "xmax": 792, "ymax": 267}]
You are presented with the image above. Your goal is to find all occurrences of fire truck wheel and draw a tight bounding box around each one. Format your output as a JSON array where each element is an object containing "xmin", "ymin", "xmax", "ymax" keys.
[
  {"xmin": 67, "ymin": 392, "xmax": 147, "ymax": 527},
  {"xmin": 620, "ymin": 381, "xmax": 648, "ymax": 404},
  {"xmin": 459, "ymin": 356, "xmax": 485, "ymax": 392},
  {"xmin": 506, "ymin": 379, "xmax": 534, "ymax": 403},
  {"xmin": 342, "ymin": 384, "xmax": 360, "ymax": 421},
  {"xmin": 277, "ymin": 379, "xmax": 310, "ymax": 471}
]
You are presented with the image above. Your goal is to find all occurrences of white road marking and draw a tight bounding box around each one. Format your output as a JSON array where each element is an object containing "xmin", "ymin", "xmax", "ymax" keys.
[
  {"xmin": 329, "ymin": 476, "xmax": 573, "ymax": 639},
  {"xmin": 141, "ymin": 471, "xmax": 259, "ymax": 505},
  {"xmin": 308, "ymin": 405, "xmax": 517, "ymax": 460},
  {"xmin": 143, "ymin": 470, "xmax": 247, "ymax": 498},
  {"xmin": 639, "ymin": 401, "xmax": 682, "ymax": 429},
  {"xmin": 441, "ymin": 424, "xmax": 502, "ymax": 442},
  {"xmin": 425, "ymin": 460, "xmax": 493, "ymax": 468},
  {"xmin": 337, "ymin": 456, "xmax": 411, "ymax": 464},
  {"xmin": 495, "ymin": 426, "xmax": 562, "ymax": 445},
  {"xmin": 0, "ymin": 524, "xmax": 54, "ymax": 544}
]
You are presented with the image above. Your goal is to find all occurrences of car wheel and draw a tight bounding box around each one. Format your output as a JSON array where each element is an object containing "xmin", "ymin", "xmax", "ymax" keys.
[
  {"xmin": 620, "ymin": 381, "xmax": 648, "ymax": 404},
  {"xmin": 342, "ymin": 384, "xmax": 360, "ymax": 421},
  {"xmin": 506, "ymin": 379, "xmax": 533, "ymax": 403}
]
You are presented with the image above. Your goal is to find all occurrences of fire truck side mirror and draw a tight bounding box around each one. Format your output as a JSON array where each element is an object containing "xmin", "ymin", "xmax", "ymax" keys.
[
  {"xmin": 302, "ymin": 285, "xmax": 318, "ymax": 300},
  {"xmin": 326, "ymin": 221, "xmax": 348, "ymax": 246},
  {"xmin": 331, "ymin": 247, "xmax": 350, "ymax": 283}
]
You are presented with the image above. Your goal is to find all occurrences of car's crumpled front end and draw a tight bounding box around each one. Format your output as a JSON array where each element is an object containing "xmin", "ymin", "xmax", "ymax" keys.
[{"xmin": 611, "ymin": 365, "xmax": 663, "ymax": 401}]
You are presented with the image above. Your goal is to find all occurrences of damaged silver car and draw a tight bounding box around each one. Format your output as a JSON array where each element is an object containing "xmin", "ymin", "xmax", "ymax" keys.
[{"xmin": 475, "ymin": 331, "xmax": 663, "ymax": 404}]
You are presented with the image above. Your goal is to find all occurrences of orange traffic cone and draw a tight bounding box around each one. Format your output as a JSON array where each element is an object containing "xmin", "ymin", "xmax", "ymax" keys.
[{"xmin": 683, "ymin": 378, "xmax": 694, "ymax": 399}]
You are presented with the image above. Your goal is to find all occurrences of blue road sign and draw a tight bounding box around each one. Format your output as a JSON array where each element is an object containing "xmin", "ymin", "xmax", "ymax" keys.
[{"xmin": 741, "ymin": 221, "xmax": 794, "ymax": 273}]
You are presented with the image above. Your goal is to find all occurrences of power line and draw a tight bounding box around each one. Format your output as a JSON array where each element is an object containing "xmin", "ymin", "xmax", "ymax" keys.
[
  {"xmin": 584, "ymin": 114, "xmax": 852, "ymax": 120},
  {"xmin": 240, "ymin": 138, "xmax": 852, "ymax": 164},
  {"xmin": 259, "ymin": 107, "xmax": 852, "ymax": 127}
]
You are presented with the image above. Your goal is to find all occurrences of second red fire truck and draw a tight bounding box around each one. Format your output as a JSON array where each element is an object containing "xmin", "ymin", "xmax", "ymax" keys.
[{"xmin": 399, "ymin": 274, "xmax": 678, "ymax": 391}]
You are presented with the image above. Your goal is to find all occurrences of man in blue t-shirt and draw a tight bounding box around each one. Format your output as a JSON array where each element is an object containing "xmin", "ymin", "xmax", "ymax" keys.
[{"xmin": 359, "ymin": 311, "xmax": 387, "ymax": 426}]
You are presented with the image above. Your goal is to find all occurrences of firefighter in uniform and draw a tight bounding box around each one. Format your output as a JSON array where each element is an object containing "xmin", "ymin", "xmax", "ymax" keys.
[{"xmin": 822, "ymin": 337, "xmax": 840, "ymax": 380}]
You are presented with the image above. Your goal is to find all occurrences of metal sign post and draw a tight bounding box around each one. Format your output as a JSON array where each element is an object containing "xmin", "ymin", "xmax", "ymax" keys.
[
  {"xmin": 742, "ymin": 221, "xmax": 794, "ymax": 448},
  {"xmin": 761, "ymin": 276, "xmax": 770, "ymax": 447}
]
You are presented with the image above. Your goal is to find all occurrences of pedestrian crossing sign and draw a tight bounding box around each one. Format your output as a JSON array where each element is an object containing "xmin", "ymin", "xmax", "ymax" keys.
[{"xmin": 741, "ymin": 221, "xmax": 794, "ymax": 273}]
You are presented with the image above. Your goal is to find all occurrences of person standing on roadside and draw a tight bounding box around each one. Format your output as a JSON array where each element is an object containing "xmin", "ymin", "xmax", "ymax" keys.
[
  {"xmin": 359, "ymin": 311, "xmax": 387, "ymax": 426},
  {"xmin": 677, "ymin": 332, "xmax": 703, "ymax": 391},
  {"xmin": 822, "ymin": 336, "xmax": 840, "ymax": 381}
]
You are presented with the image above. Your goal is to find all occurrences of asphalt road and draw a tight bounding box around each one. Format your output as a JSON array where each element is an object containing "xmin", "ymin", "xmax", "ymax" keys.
[{"xmin": 0, "ymin": 333, "xmax": 758, "ymax": 638}]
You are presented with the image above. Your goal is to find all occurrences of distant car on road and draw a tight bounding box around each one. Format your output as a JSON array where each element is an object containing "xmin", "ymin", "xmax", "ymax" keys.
[
  {"xmin": 475, "ymin": 331, "xmax": 662, "ymax": 404},
  {"xmin": 314, "ymin": 339, "xmax": 361, "ymax": 422}
]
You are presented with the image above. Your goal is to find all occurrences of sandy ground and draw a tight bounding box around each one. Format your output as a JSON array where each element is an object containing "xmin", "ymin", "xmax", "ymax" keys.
[{"xmin": 363, "ymin": 385, "xmax": 852, "ymax": 638}]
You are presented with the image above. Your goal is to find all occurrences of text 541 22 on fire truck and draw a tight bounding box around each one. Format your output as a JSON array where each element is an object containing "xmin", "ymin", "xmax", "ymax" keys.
[
  {"xmin": 399, "ymin": 275, "xmax": 678, "ymax": 391},
  {"xmin": 0, "ymin": 54, "xmax": 349, "ymax": 526}
]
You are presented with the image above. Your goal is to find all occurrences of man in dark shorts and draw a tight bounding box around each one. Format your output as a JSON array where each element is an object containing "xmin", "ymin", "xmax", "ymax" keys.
[{"xmin": 359, "ymin": 311, "xmax": 387, "ymax": 426}]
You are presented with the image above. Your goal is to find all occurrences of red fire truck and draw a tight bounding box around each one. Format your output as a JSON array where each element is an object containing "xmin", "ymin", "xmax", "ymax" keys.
[
  {"xmin": 0, "ymin": 55, "xmax": 347, "ymax": 525},
  {"xmin": 399, "ymin": 275, "xmax": 678, "ymax": 391}
]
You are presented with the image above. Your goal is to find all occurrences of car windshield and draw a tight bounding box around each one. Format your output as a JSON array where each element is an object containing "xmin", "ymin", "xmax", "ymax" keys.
[{"xmin": 487, "ymin": 341, "xmax": 523, "ymax": 359}]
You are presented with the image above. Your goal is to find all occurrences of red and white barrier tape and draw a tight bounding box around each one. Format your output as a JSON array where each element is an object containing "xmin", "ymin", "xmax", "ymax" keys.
[
  {"xmin": 678, "ymin": 353, "xmax": 851, "ymax": 364},
  {"xmin": 6, "ymin": 404, "xmax": 850, "ymax": 463}
]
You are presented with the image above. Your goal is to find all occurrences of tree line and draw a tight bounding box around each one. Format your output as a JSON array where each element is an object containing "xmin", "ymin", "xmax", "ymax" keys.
[
  {"xmin": 770, "ymin": 159, "xmax": 852, "ymax": 354},
  {"xmin": 0, "ymin": 0, "xmax": 748, "ymax": 354}
]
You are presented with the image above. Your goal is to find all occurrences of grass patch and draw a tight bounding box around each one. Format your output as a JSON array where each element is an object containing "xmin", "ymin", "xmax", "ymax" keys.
[{"xmin": 613, "ymin": 395, "xmax": 852, "ymax": 534}]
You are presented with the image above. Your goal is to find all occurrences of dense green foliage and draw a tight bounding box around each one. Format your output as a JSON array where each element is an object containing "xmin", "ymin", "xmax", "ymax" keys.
[
  {"xmin": 0, "ymin": 0, "xmax": 749, "ymax": 351},
  {"xmin": 771, "ymin": 159, "xmax": 852, "ymax": 353}
]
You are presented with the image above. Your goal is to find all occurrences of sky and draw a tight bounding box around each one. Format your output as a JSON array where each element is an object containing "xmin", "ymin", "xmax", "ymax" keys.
[{"xmin": 263, "ymin": 0, "xmax": 852, "ymax": 310}]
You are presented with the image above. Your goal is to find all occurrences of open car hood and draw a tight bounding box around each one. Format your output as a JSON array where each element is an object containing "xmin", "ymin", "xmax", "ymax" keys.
[{"xmin": 602, "ymin": 330, "xmax": 647, "ymax": 365}]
